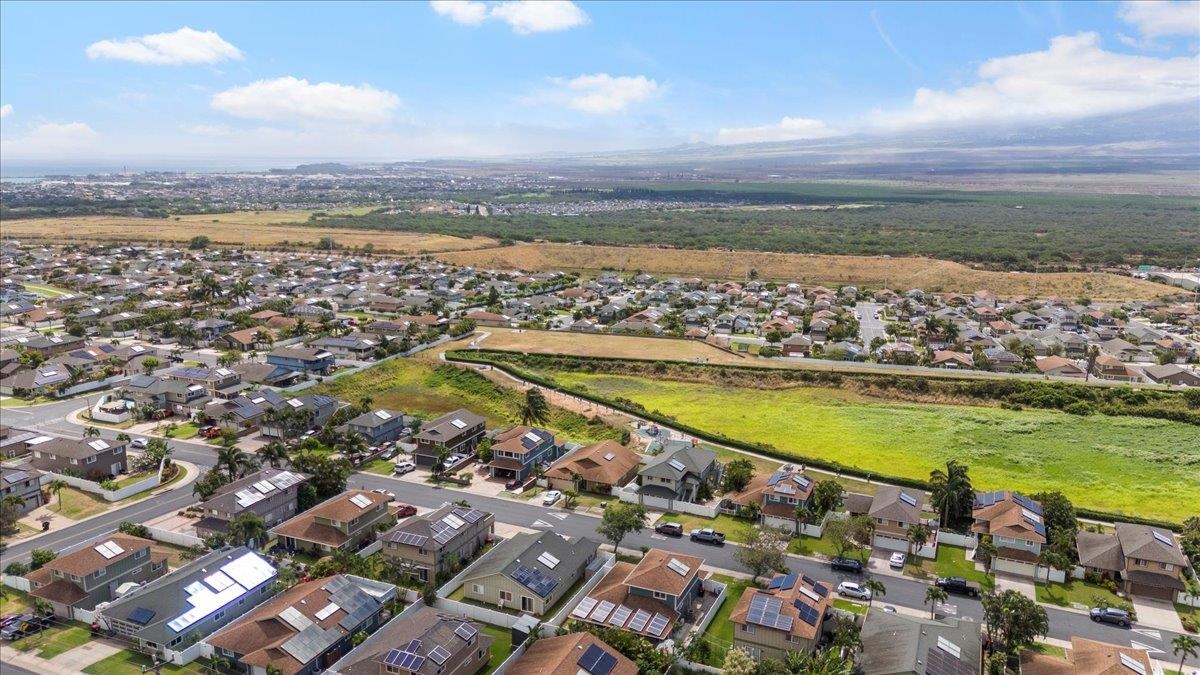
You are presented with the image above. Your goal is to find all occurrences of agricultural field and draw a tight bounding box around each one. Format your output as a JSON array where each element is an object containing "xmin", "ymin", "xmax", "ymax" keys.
[
  {"xmin": 1, "ymin": 210, "xmax": 496, "ymax": 253},
  {"xmin": 538, "ymin": 370, "xmax": 1200, "ymax": 522},
  {"xmin": 476, "ymin": 328, "xmax": 745, "ymax": 364},
  {"xmin": 439, "ymin": 243, "xmax": 1177, "ymax": 300}
]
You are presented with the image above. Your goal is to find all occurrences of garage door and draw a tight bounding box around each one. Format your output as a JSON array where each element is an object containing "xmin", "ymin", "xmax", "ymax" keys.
[
  {"xmin": 874, "ymin": 534, "xmax": 908, "ymax": 553},
  {"xmin": 995, "ymin": 558, "xmax": 1037, "ymax": 578},
  {"xmin": 1128, "ymin": 582, "xmax": 1175, "ymax": 601}
]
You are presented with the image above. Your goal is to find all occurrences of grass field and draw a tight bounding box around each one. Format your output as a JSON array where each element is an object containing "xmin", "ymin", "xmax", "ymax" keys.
[
  {"xmin": 21, "ymin": 282, "xmax": 71, "ymax": 297},
  {"xmin": 82, "ymin": 650, "xmax": 212, "ymax": 675},
  {"xmin": 539, "ymin": 370, "xmax": 1200, "ymax": 522},
  {"xmin": 479, "ymin": 328, "xmax": 747, "ymax": 364},
  {"xmin": 480, "ymin": 624, "xmax": 514, "ymax": 674},
  {"xmin": 2, "ymin": 210, "xmax": 497, "ymax": 253},
  {"xmin": 696, "ymin": 574, "xmax": 754, "ymax": 666},
  {"xmin": 54, "ymin": 486, "xmax": 110, "ymax": 520},
  {"xmin": 439, "ymin": 243, "xmax": 1176, "ymax": 300},
  {"xmin": 907, "ymin": 546, "xmax": 993, "ymax": 591},
  {"xmin": 1035, "ymin": 579, "xmax": 1125, "ymax": 610}
]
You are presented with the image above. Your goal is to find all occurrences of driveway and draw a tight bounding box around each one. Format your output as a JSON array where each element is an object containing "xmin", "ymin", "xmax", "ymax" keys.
[{"xmin": 1131, "ymin": 597, "xmax": 1185, "ymax": 633}]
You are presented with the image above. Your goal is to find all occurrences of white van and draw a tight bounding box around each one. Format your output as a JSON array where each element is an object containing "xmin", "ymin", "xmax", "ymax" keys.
[{"xmin": 393, "ymin": 460, "xmax": 416, "ymax": 475}]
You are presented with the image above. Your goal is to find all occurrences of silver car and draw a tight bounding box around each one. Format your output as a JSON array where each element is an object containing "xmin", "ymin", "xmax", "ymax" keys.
[{"xmin": 837, "ymin": 581, "xmax": 872, "ymax": 601}]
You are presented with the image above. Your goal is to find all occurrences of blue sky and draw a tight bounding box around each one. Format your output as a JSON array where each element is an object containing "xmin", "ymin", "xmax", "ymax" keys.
[{"xmin": 1, "ymin": 1, "xmax": 1197, "ymax": 165}]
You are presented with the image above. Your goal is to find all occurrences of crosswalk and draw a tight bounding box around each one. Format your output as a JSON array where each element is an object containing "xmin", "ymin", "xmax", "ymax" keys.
[
  {"xmin": 1131, "ymin": 628, "xmax": 1162, "ymax": 641},
  {"xmin": 1130, "ymin": 640, "xmax": 1164, "ymax": 654}
]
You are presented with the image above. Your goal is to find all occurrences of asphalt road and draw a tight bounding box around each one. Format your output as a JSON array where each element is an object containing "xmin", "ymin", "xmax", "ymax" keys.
[
  {"xmin": 3, "ymin": 399, "xmax": 1196, "ymax": 667},
  {"xmin": 855, "ymin": 301, "xmax": 889, "ymax": 349}
]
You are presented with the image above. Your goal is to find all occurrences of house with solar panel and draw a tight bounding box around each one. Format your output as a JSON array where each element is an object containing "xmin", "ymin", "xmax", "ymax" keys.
[
  {"xmin": 510, "ymin": 632, "xmax": 637, "ymax": 675},
  {"xmin": 98, "ymin": 547, "xmax": 278, "ymax": 662},
  {"xmin": 1075, "ymin": 523, "xmax": 1190, "ymax": 601},
  {"xmin": 25, "ymin": 533, "xmax": 168, "ymax": 620},
  {"xmin": 971, "ymin": 491, "xmax": 1048, "ymax": 579},
  {"xmin": 269, "ymin": 489, "xmax": 395, "ymax": 556},
  {"xmin": 163, "ymin": 365, "xmax": 243, "ymax": 399},
  {"xmin": 543, "ymin": 440, "xmax": 642, "ymax": 494},
  {"xmin": 868, "ymin": 485, "xmax": 934, "ymax": 558},
  {"xmin": 569, "ymin": 549, "xmax": 706, "ymax": 642},
  {"xmin": 195, "ymin": 468, "xmax": 311, "ymax": 540},
  {"xmin": 345, "ymin": 409, "xmax": 414, "ymax": 445},
  {"xmin": 720, "ymin": 466, "xmax": 816, "ymax": 532},
  {"xmin": 28, "ymin": 435, "xmax": 128, "ymax": 480},
  {"xmin": 413, "ymin": 409, "xmax": 488, "ymax": 470},
  {"xmin": 858, "ymin": 611, "xmax": 982, "ymax": 675},
  {"xmin": 459, "ymin": 530, "xmax": 599, "ymax": 616},
  {"xmin": 266, "ymin": 346, "xmax": 336, "ymax": 376},
  {"xmin": 1018, "ymin": 635, "xmax": 1157, "ymax": 675},
  {"xmin": 206, "ymin": 574, "xmax": 397, "ymax": 675},
  {"xmin": 381, "ymin": 503, "xmax": 495, "ymax": 584},
  {"xmin": 729, "ymin": 572, "xmax": 833, "ymax": 660},
  {"xmin": 120, "ymin": 374, "xmax": 212, "ymax": 418},
  {"xmin": 636, "ymin": 441, "xmax": 719, "ymax": 506},
  {"xmin": 260, "ymin": 394, "xmax": 342, "ymax": 440},
  {"xmin": 483, "ymin": 425, "xmax": 563, "ymax": 482},
  {"xmin": 0, "ymin": 462, "xmax": 44, "ymax": 513},
  {"xmin": 325, "ymin": 605, "xmax": 492, "ymax": 675}
]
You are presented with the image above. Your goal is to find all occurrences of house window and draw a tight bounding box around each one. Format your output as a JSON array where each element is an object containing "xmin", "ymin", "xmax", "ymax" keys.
[
  {"xmin": 70, "ymin": 458, "xmax": 78, "ymax": 465},
  {"xmin": 213, "ymin": 610, "xmax": 225, "ymax": 622},
  {"xmin": 94, "ymin": 568, "xmax": 106, "ymax": 578},
  {"xmin": 112, "ymin": 447, "xmax": 123, "ymax": 455},
  {"xmin": 499, "ymin": 590, "xmax": 512, "ymax": 603},
  {"xmin": 653, "ymin": 591, "xmax": 668, "ymax": 600},
  {"xmin": 1135, "ymin": 558, "xmax": 1147, "ymax": 567},
  {"xmin": 521, "ymin": 596, "xmax": 534, "ymax": 612},
  {"xmin": 472, "ymin": 584, "xmax": 484, "ymax": 594},
  {"xmin": 131, "ymin": 566, "xmax": 143, "ymax": 574},
  {"xmin": 1162, "ymin": 563, "xmax": 1173, "ymax": 571},
  {"xmin": 741, "ymin": 624, "xmax": 755, "ymax": 634}
]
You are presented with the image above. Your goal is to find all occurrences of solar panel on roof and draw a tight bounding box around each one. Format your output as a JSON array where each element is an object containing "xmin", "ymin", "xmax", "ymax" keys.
[
  {"xmin": 899, "ymin": 492, "xmax": 918, "ymax": 507},
  {"xmin": 279, "ymin": 606, "xmax": 314, "ymax": 632},
  {"xmin": 286, "ymin": 398, "xmax": 304, "ymax": 408},
  {"xmin": 1152, "ymin": 531, "xmax": 1174, "ymax": 547},
  {"xmin": 795, "ymin": 602, "xmax": 820, "ymax": 626},
  {"xmin": 589, "ymin": 600, "xmax": 615, "ymax": 623},
  {"xmin": 572, "ymin": 596, "xmax": 599, "ymax": 619},
  {"xmin": 314, "ymin": 602, "xmax": 340, "ymax": 621},
  {"xmin": 766, "ymin": 471, "xmax": 785, "ymax": 487},
  {"xmin": 374, "ymin": 410, "xmax": 392, "ymax": 420},
  {"xmin": 458, "ymin": 508, "xmax": 484, "ymax": 523},
  {"xmin": 1119, "ymin": 652, "xmax": 1146, "ymax": 675},
  {"xmin": 429, "ymin": 645, "xmax": 452, "ymax": 665},
  {"xmin": 88, "ymin": 439, "xmax": 109, "ymax": 451},
  {"xmin": 4, "ymin": 471, "xmax": 29, "ymax": 484},
  {"xmin": 628, "ymin": 609, "xmax": 652, "ymax": 632},
  {"xmin": 646, "ymin": 613, "xmax": 671, "ymax": 637},
  {"xmin": 798, "ymin": 586, "xmax": 821, "ymax": 603},
  {"xmin": 350, "ymin": 493, "xmax": 373, "ymax": 508},
  {"xmin": 537, "ymin": 551, "xmax": 560, "ymax": 569},
  {"xmin": 253, "ymin": 480, "xmax": 277, "ymax": 494},
  {"xmin": 608, "ymin": 605, "xmax": 633, "ymax": 627},
  {"xmin": 204, "ymin": 571, "xmax": 235, "ymax": 592},
  {"xmin": 512, "ymin": 565, "xmax": 558, "ymax": 597},
  {"xmin": 667, "ymin": 558, "xmax": 690, "ymax": 576},
  {"xmin": 792, "ymin": 474, "xmax": 811, "ymax": 488},
  {"xmin": 578, "ymin": 644, "xmax": 618, "ymax": 675},
  {"xmin": 394, "ymin": 531, "xmax": 429, "ymax": 547},
  {"xmin": 442, "ymin": 513, "xmax": 466, "ymax": 529},
  {"xmin": 128, "ymin": 607, "xmax": 155, "ymax": 626},
  {"xmin": 450, "ymin": 418, "xmax": 467, "ymax": 429},
  {"xmin": 667, "ymin": 458, "xmax": 686, "ymax": 472},
  {"xmin": 455, "ymin": 622, "xmax": 478, "ymax": 641},
  {"xmin": 812, "ymin": 582, "xmax": 829, "ymax": 598}
]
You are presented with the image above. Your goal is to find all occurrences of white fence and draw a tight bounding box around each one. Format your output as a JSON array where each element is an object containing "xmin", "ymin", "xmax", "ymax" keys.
[
  {"xmin": 1177, "ymin": 592, "xmax": 1200, "ymax": 608},
  {"xmin": 73, "ymin": 607, "xmax": 96, "ymax": 624},
  {"xmin": 936, "ymin": 530, "xmax": 976, "ymax": 548},
  {"xmin": 52, "ymin": 467, "xmax": 161, "ymax": 502},
  {"xmin": 690, "ymin": 578, "xmax": 729, "ymax": 637},
  {"xmin": 2, "ymin": 574, "xmax": 32, "ymax": 592},
  {"xmin": 358, "ymin": 540, "xmax": 383, "ymax": 558},
  {"xmin": 614, "ymin": 482, "xmax": 719, "ymax": 518},
  {"xmin": 146, "ymin": 524, "xmax": 204, "ymax": 548}
]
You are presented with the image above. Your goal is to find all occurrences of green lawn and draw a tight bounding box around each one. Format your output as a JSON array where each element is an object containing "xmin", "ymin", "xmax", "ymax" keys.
[
  {"xmin": 1025, "ymin": 643, "xmax": 1068, "ymax": 659},
  {"xmin": 1035, "ymin": 579, "xmax": 1126, "ymax": 611},
  {"xmin": 164, "ymin": 422, "xmax": 199, "ymax": 439},
  {"xmin": 114, "ymin": 471, "xmax": 155, "ymax": 488},
  {"xmin": 1176, "ymin": 603, "xmax": 1199, "ymax": 632},
  {"xmin": 695, "ymin": 574, "xmax": 755, "ymax": 667},
  {"xmin": 0, "ymin": 587, "xmax": 35, "ymax": 616},
  {"xmin": 545, "ymin": 371, "xmax": 1200, "ymax": 522},
  {"xmin": 53, "ymin": 486, "xmax": 109, "ymax": 520},
  {"xmin": 788, "ymin": 528, "xmax": 865, "ymax": 559},
  {"xmin": 35, "ymin": 625, "xmax": 92, "ymax": 658},
  {"xmin": 82, "ymin": 650, "xmax": 212, "ymax": 674},
  {"xmin": 359, "ymin": 458, "xmax": 395, "ymax": 475},
  {"xmin": 832, "ymin": 598, "xmax": 867, "ymax": 615},
  {"xmin": 480, "ymin": 624, "xmax": 514, "ymax": 675},
  {"xmin": 657, "ymin": 513, "xmax": 754, "ymax": 543},
  {"xmin": 22, "ymin": 282, "xmax": 71, "ymax": 297},
  {"xmin": 908, "ymin": 546, "xmax": 993, "ymax": 590}
]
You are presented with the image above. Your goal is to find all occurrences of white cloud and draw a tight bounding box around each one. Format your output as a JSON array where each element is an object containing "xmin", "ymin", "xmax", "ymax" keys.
[
  {"xmin": 541, "ymin": 73, "xmax": 659, "ymax": 114},
  {"xmin": 430, "ymin": 1, "xmax": 489, "ymax": 26},
  {"xmin": 430, "ymin": 0, "xmax": 588, "ymax": 34},
  {"xmin": 0, "ymin": 104, "xmax": 12, "ymax": 119},
  {"xmin": 714, "ymin": 117, "xmax": 835, "ymax": 145},
  {"xmin": 871, "ymin": 33, "xmax": 1199, "ymax": 128},
  {"xmin": 1118, "ymin": 1, "xmax": 1200, "ymax": 39},
  {"xmin": 85, "ymin": 27, "xmax": 243, "ymax": 65},
  {"xmin": 211, "ymin": 77, "xmax": 402, "ymax": 123},
  {"xmin": 179, "ymin": 124, "xmax": 234, "ymax": 137},
  {"xmin": 1, "ymin": 122, "xmax": 100, "ymax": 158}
]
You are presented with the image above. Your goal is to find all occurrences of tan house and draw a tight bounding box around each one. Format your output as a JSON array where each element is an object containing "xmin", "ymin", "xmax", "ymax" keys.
[
  {"xmin": 270, "ymin": 489, "xmax": 395, "ymax": 555},
  {"xmin": 329, "ymin": 605, "xmax": 492, "ymax": 675},
  {"xmin": 544, "ymin": 441, "xmax": 641, "ymax": 493},
  {"xmin": 459, "ymin": 530, "xmax": 599, "ymax": 616},
  {"xmin": 1019, "ymin": 636, "xmax": 1155, "ymax": 675},
  {"xmin": 719, "ymin": 466, "xmax": 816, "ymax": 533},
  {"xmin": 1076, "ymin": 523, "xmax": 1189, "ymax": 600},
  {"xmin": 27, "ymin": 534, "xmax": 168, "ymax": 619},
  {"xmin": 730, "ymin": 572, "xmax": 832, "ymax": 660},
  {"xmin": 868, "ymin": 485, "xmax": 924, "ymax": 554},
  {"xmin": 570, "ymin": 549, "xmax": 705, "ymax": 641},
  {"xmin": 381, "ymin": 504, "xmax": 495, "ymax": 584},
  {"xmin": 971, "ymin": 491, "xmax": 1046, "ymax": 577},
  {"xmin": 1035, "ymin": 356, "xmax": 1086, "ymax": 378},
  {"xmin": 511, "ymin": 632, "xmax": 638, "ymax": 675}
]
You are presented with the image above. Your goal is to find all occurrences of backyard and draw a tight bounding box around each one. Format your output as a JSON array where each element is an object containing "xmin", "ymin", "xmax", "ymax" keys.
[
  {"xmin": 52, "ymin": 486, "xmax": 109, "ymax": 520},
  {"xmin": 540, "ymin": 371, "xmax": 1200, "ymax": 522},
  {"xmin": 694, "ymin": 574, "xmax": 755, "ymax": 667},
  {"xmin": 480, "ymin": 624, "xmax": 514, "ymax": 674},
  {"xmin": 82, "ymin": 650, "xmax": 215, "ymax": 675}
]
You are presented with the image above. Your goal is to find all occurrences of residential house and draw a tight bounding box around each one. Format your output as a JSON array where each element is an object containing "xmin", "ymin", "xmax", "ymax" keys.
[
  {"xmin": 570, "ymin": 549, "xmax": 704, "ymax": 641},
  {"xmin": 310, "ymin": 335, "xmax": 381, "ymax": 360},
  {"xmin": 1099, "ymin": 338, "xmax": 1154, "ymax": 363},
  {"xmin": 99, "ymin": 548, "xmax": 279, "ymax": 663},
  {"xmin": 637, "ymin": 441, "xmax": 719, "ymax": 505},
  {"xmin": 121, "ymin": 374, "xmax": 212, "ymax": 418},
  {"xmin": 858, "ymin": 612, "xmax": 982, "ymax": 675},
  {"xmin": 266, "ymin": 346, "xmax": 336, "ymax": 375},
  {"xmin": 510, "ymin": 632, "xmax": 637, "ymax": 675},
  {"xmin": 464, "ymin": 310, "xmax": 513, "ymax": 328},
  {"xmin": 345, "ymin": 409, "xmax": 413, "ymax": 445},
  {"xmin": 1019, "ymin": 636, "xmax": 1156, "ymax": 675},
  {"xmin": 971, "ymin": 491, "xmax": 1047, "ymax": 578},
  {"xmin": 26, "ymin": 534, "xmax": 167, "ymax": 619},
  {"xmin": 483, "ymin": 425, "xmax": 562, "ymax": 482},
  {"xmin": 29, "ymin": 436, "xmax": 127, "ymax": 480},
  {"xmin": 544, "ymin": 440, "xmax": 641, "ymax": 493},
  {"xmin": 214, "ymin": 327, "xmax": 275, "ymax": 352},
  {"xmin": 195, "ymin": 469, "xmax": 310, "ymax": 540},
  {"xmin": 0, "ymin": 463, "xmax": 44, "ymax": 513},
  {"xmin": 930, "ymin": 350, "xmax": 973, "ymax": 369},
  {"xmin": 163, "ymin": 365, "xmax": 243, "ymax": 399},
  {"xmin": 1090, "ymin": 354, "xmax": 1141, "ymax": 382},
  {"xmin": 720, "ymin": 467, "xmax": 815, "ymax": 532},
  {"xmin": 0, "ymin": 364, "xmax": 70, "ymax": 396},
  {"xmin": 981, "ymin": 347, "xmax": 1021, "ymax": 372},
  {"xmin": 413, "ymin": 409, "xmax": 487, "ymax": 469},
  {"xmin": 270, "ymin": 489, "xmax": 395, "ymax": 556},
  {"xmin": 460, "ymin": 530, "xmax": 599, "ymax": 616},
  {"xmin": 1142, "ymin": 363, "xmax": 1200, "ymax": 387},
  {"xmin": 381, "ymin": 503, "xmax": 495, "ymax": 584},
  {"xmin": 325, "ymin": 606, "xmax": 492, "ymax": 675},
  {"xmin": 1035, "ymin": 356, "xmax": 1086, "ymax": 378},
  {"xmin": 206, "ymin": 574, "xmax": 397, "ymax": 675},
  {"xmin": 730, "ymin": 572, "xmax": 833, "ymax": 660},
  {"xmin": 868, "ymin": 485, "xmax": 926, "ymax": 555},
  {"xmin": 1075, "ymin": 523, "xmax": 1189, "ymax": 600},
  {"xmin": 17, "ymin": 333, "xmax": 86, "ymax": 357},
  {"xmin": 259, "ymin": 394, "xmax": 341, "ymax": 439},
  {"xmin": 233, "ymin": 361, "xmax": 302, "ymax": 388},
  {"xmin": 780, "ymin": 333, "xmax": 813, "ymax": 356}
]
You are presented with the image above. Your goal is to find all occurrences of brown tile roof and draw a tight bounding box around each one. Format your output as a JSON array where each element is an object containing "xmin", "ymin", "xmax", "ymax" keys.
[
  {"xmin": 623, "ymin": 549, "xmax": 704, "ymax": 597},
  {"xmin": 39, "ymin": 534, "xmax": 153, "ymax": 577},
  {"xmin": 579, "ymin": 562, "xmax": 681, "ymax": 639},
  {"xmin": 730, "ymin": 573, "xmax": 832, "ymax": 641},
  {"xmin": 269, "ymin": 489, "xmax": 389, "ymax": 547},
  {"xmin": 1114, "ymin": 522, "xmax": 1188, "ymax": 566},
  {"xmin": 1020, "ymin": 637, "xmax": 1155, "ymax": 675},
  {"xmin": 490, "ymin": 425, "xmax": 553, "ymax": 456},
  {"xmin": 29, "ymin": 578, "xmax": 88, "ymax": 606},
  {"xmin": 1075, "ymin": 531, "xmax": 1124, "ymax": 573},
  {"xmin": 971, "ymin": 492, "xmax": 1046, "ymax": 545},
  {"xmin": 514, "ymin": 632, "xmax": 638, "ymax": 675},
  {"xmin": 544, "ymin": 441, "xmax": 640, "ymax": 487},
  {"xmin": 869, "ymin": 485, "xmax": 922, "ymax": 524},
  {"xmin": 724, "ymin": 467, "xmax": 814, "ymax": 509}
]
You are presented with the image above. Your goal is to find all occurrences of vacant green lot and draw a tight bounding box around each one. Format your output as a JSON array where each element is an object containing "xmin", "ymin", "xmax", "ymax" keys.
[{"xmin": 548, "ymin": 372, "xmax": 1200, "ymax": 522}]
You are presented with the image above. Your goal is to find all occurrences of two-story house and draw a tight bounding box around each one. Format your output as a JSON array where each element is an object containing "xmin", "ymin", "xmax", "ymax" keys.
[
  {"xmin": 345, "ymin": 409, "xmax": 413, "ymax": 446},
  {"xmin": 259, "ymin": 394, "xmax": 342, "ymax": 439},
  {"xmin": 122, "ymin": 374, "xmax": 212, "ymax": 418},
  {"xmin": 1, "ymin": 463, "xmax": 44, "ymax": 513},
  {"xmin": 720, "ymin": 466, "xmax": 816, "ymax": 532},
  {"xmin": 381, "ymin": 503, "xmax": 495, "ymax": 584},
  {"xmin": 460, "ymin": 530, "xmax": 599, "ymax": 616},
  {"xmin": 266, "ymin": 346, "xmax": 336, "ymax": 376},
  {"xmin": 163, "ymin": 365, "xmax": 243, "ymax": 399},
  {"xmin": 730, "ymin": 572, "xmax": 833, "ymax": 660},
  {"xmin": 570, "ymin": 549, "xmax": 704, "ymax": 642},
  {"xmin": 544, "ymin": 440, "xmax": 642, "ymax": 494},
  {"xmin": 195, "ymin": 469, "xmax": 311, "ymax": 540},
  {"xmin": 483, "ymin": 425, "xmax": 562, "ymax": 482},
  {"xmin": 859, "ymin": 612, "xmax": 982, "ymax": 675},
  {"xmin": 325, "ymin": 605, "xmax": 492, "ymax": 675},
  {"xmin": 511, "ymin": 632, "xmax": 638, "ymax": 675},
  {"xmin": 637, "ymin": 441, "xmax": 719, "ymax": 506},
  {"xmin": 413, "ymin": 409, "xmax": 487, "ymax": 468},
  {"xmin": 29, "ymin": 436, "xmax": 127, "ymax": 480},
  {"xmin": 1075, "ymin": 523, "xmax": 1189, "ymax": 600},
  {"xmin": 270, "ymin": 489, "xmax": 395, "ymax": 556},
  {"xmin": 206, "ymin": 574, "xmax": 397, "ymax": 675},
  {"xmin": 100, "ymin": 547, "xmax": 279, "ymax": 664},
  {"xmin": 309, "ymin": 335, "xmax": 381, "ymax": 360},
  {"xmin": 971, "ymin": 491, "xmax": 1047, "ymax": 578},
  {"xmin": 27, "ymin": 534, "xmax": 168, "ymax": 619},
  {"xmin": 868, "ymin": 485, "xmax": 925, "ymax": 555}
]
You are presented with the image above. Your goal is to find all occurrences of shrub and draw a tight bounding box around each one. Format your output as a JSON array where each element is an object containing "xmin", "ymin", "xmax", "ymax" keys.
[
  {"xmin": 118, "ymin": 521, "xmax": 151, "ymax": 538},
  {"xmin": 4, "ymin": 562, "xmax": 30, "ymax": 576}
]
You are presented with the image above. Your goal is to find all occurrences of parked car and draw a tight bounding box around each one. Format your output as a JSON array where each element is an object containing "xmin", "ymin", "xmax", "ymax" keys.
[
  {"xmin": 202, "ymin": 426, "xmax": 222, "ymax": 439},
  {"xmin": 395, "ymin": 504, "xmax": 418, "ymax": 518},
  {"xmin": 830, "ymin": 557, "xmax": 863, "ymax": 573},
  {"xmin": 836, "ymin": 581, "xmax": 872, "ymax": 601},
  {"xmin": 505, "ymin": 477, "xmax": 525, "ymax": 491},
  {"xmin": 393, "ymin": 461, "xmax": 416, "ymax": 475},
  {"xmin": 935, "ymin": 577, "xmax": 982, "ymax": 598},
  {"xmin": 0, "ymin": 614, "xmax": 46, "ymax": 640},
  {"xmin": 1090, "ymin": 607, "xmax": 1132, "ymax": 628},
  {"xmin": 130, "ymin": 438, "xmax": 148, "ymax": 449},
  {"xmin": 542, "ymin": 490, "xmax": 563, "ymax": 506},
  {"xmin": 654, "ymin": 522, "xmax": 684, "ymax": 537},
  {"xmin": 689, "ymin": 528, "xmax": 726, "ymax": 545},
  {"xmin": 888, "ymin": 552, "xmax": 907, "ymax": 569},
  {"xmin": 371, "ymin": 488, "xmax": 396, "ymax": 502}
]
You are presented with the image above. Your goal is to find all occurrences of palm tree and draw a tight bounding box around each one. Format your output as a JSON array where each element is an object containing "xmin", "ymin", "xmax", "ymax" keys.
[
  {"xmin": 47, "ymin": 479, "xmax": 68, "ymax": 512},
  {"xmin": 862, "ymin": 578, "xmax": 886, "ymax": 608},
  {"xmin": 357, "ymin": 396, "xmax": 374, "ymax": 412},
  {"xmin": 252, "ymin": 330, "xmax": 274, "ymax": 350},
  {"xmin": 116, "ymin": 433, "xmax": 131, "ymax": 443},
  {"xmin": 519, "ymin": 388, "xmax": 550, "ymax": 427},
  {"xmin": 229, "ymin": 279, "xmax": 252, "ymax": 307},
  {"xmin": 975, "ymin": 536, "xmax": 997, "ymax": 576},
  {"xmin": 929, "ymin": 459, "xmax": 973, "ymax": 528},
  {"xmin": 907, "ymin": 523, "xmax": 932, "ymax": 558},
  {"xmin": 794, "ymin": 504, "xmax": 813, "ymax": 537},
  {"xmin": 227, "ymin": 512, "xmax": 267, "ymax": 548},
  {"xmin": 257, "ymin": 441, "xmax": 290, "ymax": 469},
  {"xmin": 1173, "ymin": 635, "xmax": 1199, "ymax": 675},
  {"xmin": 925, "ymin": 586, "xmax": 949, "ymax": 618},
  {"xmin": 83, "ymin": 426, "xmax": 101, "ymax": 438},
  {"xmin": 217, "ymin": 445, "xmax": 256, "ymax": 481},
  {"xmin": 1084, "ymin": 344, "xmax": 1100, "ymax": 381}
]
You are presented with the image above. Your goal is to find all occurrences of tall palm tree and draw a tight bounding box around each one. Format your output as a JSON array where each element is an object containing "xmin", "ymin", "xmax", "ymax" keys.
[
  {"xmin": 925, "ymin": 586, "xmax": 949, "ymax": 618},
  {"xmin": 217, "ymin": 445, "xmax": 256, "ymax": 481},
  {"xmin": 1084, "ymin": 344, "xmax": 1100, "ymax": 382},
  {"xmin": 47, "ymin": 479, "xmax": 68, "ymax": 512},
  {"xmin": 862, "ymin": 578, "xmax": 886, "ymax": 608},
  {"xmin": 929, "ymin": 460, "xmax": 973, "ymax": 528},
  {"xmin": 253, "ymin": 330, "xmax": 274, "ymax": 350},
  {"xmin": 229, "ymin": 279, "xmax": 252, "ymax": 307},
  {"xmin": 1173, "ymin": 635, "xmax": 1199, "ymax": 675},
  {"xmin": 357, "ymin": 396, "xmax": 374, "ymax": 412},
  {"xmin": 519, "ymin": 388, "xmax": 550, "ymax": 427},
  {"xmin": 227, "ymin": 512, "xmax": 267, "ymax": 548},
  {"xmin": 257, "ymin": 441, "xmax": 291, "ymax": 469},
  {"xmin": 907, "ymin": 523, "xmax": 932, "ymax": 558},
  {"xmin": 794, "ymin": 505, "xmax": 813, "ymax": 537}
]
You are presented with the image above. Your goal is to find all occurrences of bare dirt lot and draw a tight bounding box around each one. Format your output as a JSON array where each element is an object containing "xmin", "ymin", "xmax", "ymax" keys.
[
  {"xmin": 439, "ymin": 243, "xmax": 1176, "ymax": 300},
  {"xmin": 2, "ymin": 211, "xmax": 497, "ymax": 254}
]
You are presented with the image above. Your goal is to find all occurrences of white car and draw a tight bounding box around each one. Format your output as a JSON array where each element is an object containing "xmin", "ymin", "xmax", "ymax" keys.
[
  {"xmin": 371, "ymin": 488, "xmax": 396, "ymax": 502},
  {"xmin": 889, "ymin": 552, "xmax": 907, "ymax": 568},
  {"xmin": 130, "ymin": 438, "xmax": 148, "ymax": 449},
  {"xmin": 837, "ymin": 581, "xmax": 872, "ymax": 601},
  {"xmin": 393, "ymin": 461, "xmax": 416, "ymax": 475},
  {"xmin": 542, "ymin": 490, "xmax": 563, "ymax": 506}
]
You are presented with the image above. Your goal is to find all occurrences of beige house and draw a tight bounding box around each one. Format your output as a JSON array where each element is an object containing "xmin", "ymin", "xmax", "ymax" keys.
[
  {"xmin": 868, "ymin": 485, "xmax": 924, "ymax": 554},
  {"xmin": 1020, "ymin": 636, "xmax": 1155, "ymax": 675},
  {"xmin": 730, "ymin": 572, "xmax": 832, "ymax": 660},
  {"xmin": 27, "ymin": 534, "xmax": 168, "ymax": 619},
  {"xmin": 270, "ymin": 489, "xmax": 394, "ymax": 555},
  {"xmin": 1076, "ymin": 523, "xmax": 1189, "ymax": 600},
  {"xmin": 381, "ymin": 503, "xmax": 494, "ymax": 584},
  {"xmin": 544, "ymin": 440, "xmax": 641, "ymax": 493}
]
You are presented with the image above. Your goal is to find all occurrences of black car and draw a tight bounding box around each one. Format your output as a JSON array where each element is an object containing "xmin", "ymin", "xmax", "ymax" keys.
[
  {"xmin": 654, "ymin": 522, "xmax": 684, "ymax": 537},
  {"xmin": 934, "ymin": 577, "xmax": 981, "ymax": 598},
  {"xmin": 1090, "ymin": 607, "xmax": 1132, "ymax": 627},
  {"xmin": 830, "ymin": 557, "xmax": 863, "ymax": 573}
]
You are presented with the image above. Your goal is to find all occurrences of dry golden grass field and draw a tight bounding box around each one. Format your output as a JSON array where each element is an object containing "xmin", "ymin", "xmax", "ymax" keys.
[
  {"xmin": 440, "ymin": 243, "xmax": 1176, "ymax": 300},
  {"xmin": 1, "ymin": 211, "xmax": 497, "ymax": 253},
  {"xmin": 476, "ymin": 328, "xmax": 745, "ymax": 363}
]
